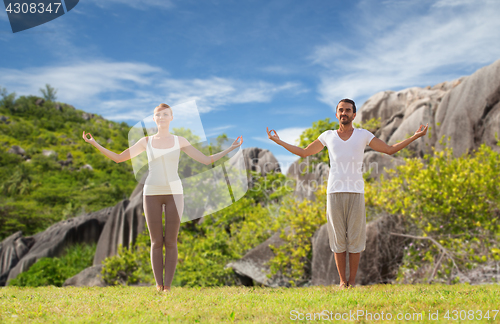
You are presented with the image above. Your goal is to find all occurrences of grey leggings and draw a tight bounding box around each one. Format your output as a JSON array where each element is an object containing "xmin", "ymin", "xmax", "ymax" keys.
[{"xmin": 143, "ymin": 194, "xmax": 184, "ymax": 287}]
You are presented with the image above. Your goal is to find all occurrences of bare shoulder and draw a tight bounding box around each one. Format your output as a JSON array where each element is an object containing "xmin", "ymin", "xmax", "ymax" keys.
[
  {"xmin": 137, "ymin": 136, "xmax": 148, "ymax": 148},
  {"xmin": 177, "ymin": 136, "xmax": 190, "ymax": 148}
]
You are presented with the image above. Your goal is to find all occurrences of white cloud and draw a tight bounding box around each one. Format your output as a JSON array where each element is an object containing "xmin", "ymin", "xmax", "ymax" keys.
[
  {"xmin": 260, "ymin": 65, "xmax": 295, "ymax": 75},
  {"xmin": 205, "ymin": 125, "xmax": 235, "ymax": 138},
  {"xmin": 0, "ymin": 61, "xmax": 301, "ymax": 121},
  {"xmin": 312, "ymin": 0, "xmax": 500, "ymax": 107},
  {"xmin": 159, "ymin": 78, "xmax": 302, "ymax": 113},
  {"xmin": 253, "ymin": 126, "xmax": 307, "ymax": 145}
]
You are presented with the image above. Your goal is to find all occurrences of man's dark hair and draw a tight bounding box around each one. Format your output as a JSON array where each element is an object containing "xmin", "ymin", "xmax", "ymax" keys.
[{"xmin": 336, "ymin": 98, "xmax": 356, "ymax": 113}]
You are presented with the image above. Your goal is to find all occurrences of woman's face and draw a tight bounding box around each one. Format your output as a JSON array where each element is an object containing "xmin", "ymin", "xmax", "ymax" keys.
[{"xmin": 153, "ymin": 108, "xmax": 173, "ymax": 125}]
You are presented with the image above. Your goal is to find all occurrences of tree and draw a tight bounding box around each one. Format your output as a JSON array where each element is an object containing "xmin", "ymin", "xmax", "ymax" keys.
[
  {"xmin": 39, "ymin": 84, "xmax": 57, "ymax": 102},
  {"xmin": 0, "ymin": 87, "xmax": 16, "ymax": 109}
]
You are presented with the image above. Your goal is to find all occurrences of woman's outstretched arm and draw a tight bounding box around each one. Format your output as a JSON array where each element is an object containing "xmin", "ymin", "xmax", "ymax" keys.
[
  {"xmin": 82, "ymin": 131, "xmax": 147, "ymax": 163},
  {"xmin": 179, "ymin": 136, "xmax": 243, "ymax": 165}
]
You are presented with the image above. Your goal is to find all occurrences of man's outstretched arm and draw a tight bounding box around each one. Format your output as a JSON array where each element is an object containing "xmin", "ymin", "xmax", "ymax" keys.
[
  {"xmin": 369, "ymin": 123, "xmax": 428, "ymax": 155},
  {"xmin": 266, "ymin": 127, "xmax": 324, "ymax": 157}
]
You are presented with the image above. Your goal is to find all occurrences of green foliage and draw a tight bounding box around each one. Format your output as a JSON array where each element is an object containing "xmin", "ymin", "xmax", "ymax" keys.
[
  {"xmin": 39, "ymin": 84, "xmax": 57, "ymax": 102},
  {"xmin": 101, "ymin": 229, "xmax": 154, "ymax": 286},
  {"xmin": 353, "ymin": 117, "xmax": 382, "ymax": 134},
  {"xmin": 268, "ymin": 186, "xmax": 327, "ymax": 286},
  {"xmin": 101, "ymin": 171, "xmax": 293, "ymax": 287},
  {"xmin": 8, "ymin": 243, "xmax": 96, "ymax": 287},
  {"xmin": 0, "ymin": 163, "xmax": 37, "ymax": 196},
  {"xmin": 176, "ymin": 195, "xmax": 276, "ymax": 287},
  {"xmin": 0, "ymin": 93, "xmax": 138, "ymax": 241},
  {"xmin": 175, "ymin": 172, "xmax": 292, "ymax": 286},
  {"xmin": 0, "ymin": 87, "xmax": 16, "ymax": 109},
  {"xmin": 297, "ymin": 118, "xmax": 338, "ymax": 166},
  {"xmin": 365, "ymin": 142, "xmax": 500, "ymax": 283}
]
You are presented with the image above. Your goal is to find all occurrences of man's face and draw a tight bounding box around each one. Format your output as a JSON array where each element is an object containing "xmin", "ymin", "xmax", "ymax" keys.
[{"xmin": 336, "ymin": 102, "xmax": 356, "ymax": 125}]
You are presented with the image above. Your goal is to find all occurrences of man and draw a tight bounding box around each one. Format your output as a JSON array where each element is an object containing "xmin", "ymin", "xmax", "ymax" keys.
[{"xmin": 266, "ymin": 98, "xmax": 428, "ymax": 289}]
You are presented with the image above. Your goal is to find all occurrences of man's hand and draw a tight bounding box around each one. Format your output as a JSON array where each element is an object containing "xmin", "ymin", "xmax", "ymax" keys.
[
  {"xmin": 414, "ymin": 123, "xmax": 429, "ymax": 138},
  {"xmin": 266, "ymin": 127, "xmax": 280, "ymax": 143}
]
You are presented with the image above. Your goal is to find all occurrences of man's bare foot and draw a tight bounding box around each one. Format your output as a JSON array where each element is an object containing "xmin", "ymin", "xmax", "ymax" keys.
[
  {"xmin": 156, "ymin": 285, "xmax": 164, "ymax": 292},
  {"xmin": 347, "ymin": 282, "xmax": 354, "ymax": 289},
  {"xmin": 339, "ymin": 282, "xmax": 349, "ymax": 289}
]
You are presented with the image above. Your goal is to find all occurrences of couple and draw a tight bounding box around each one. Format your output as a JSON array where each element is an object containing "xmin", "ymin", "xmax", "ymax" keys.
[
  {"xmin": 83, "ymin": 99, "xmax": 427, "ymax": 291},
  {"xmin": 267, "ymin": 98, "xmax": 428, "ymax": 289}
]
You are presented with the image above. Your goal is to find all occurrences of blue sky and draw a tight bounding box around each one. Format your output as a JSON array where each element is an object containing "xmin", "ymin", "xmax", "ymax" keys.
[{"xmin": 1, "ymin": 0, "xmax": 500, "ymax": 173}]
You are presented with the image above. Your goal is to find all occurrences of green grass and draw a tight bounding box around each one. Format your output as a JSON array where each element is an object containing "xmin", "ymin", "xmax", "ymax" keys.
[{"xmin": 1, "ymin": 284, "xmax": 499, "ymax": 323}]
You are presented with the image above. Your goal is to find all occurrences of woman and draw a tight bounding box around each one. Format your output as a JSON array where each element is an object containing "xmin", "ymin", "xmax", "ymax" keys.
[{"xmin": 82, "ymin": 103, "xmax": 243, "ymax": 292}]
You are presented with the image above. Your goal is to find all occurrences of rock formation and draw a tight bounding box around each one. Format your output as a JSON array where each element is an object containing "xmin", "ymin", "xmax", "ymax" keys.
[
  {"xmin": 5, "ymin": 207, "xmax": 112, "ymax": 284},
  {"xmin": 311, "ymin": 214, "xmax": 405, "ymax": 286},
  {"xmin": 93, "ymin": 182, "xmax": 146, "ymax": 266},
  {"xmin": 357, "ymin": 58, "xmax": 500, "ymax": 159},
  {"xmin": 285, "ymin": 156, "xmax": 329, "ymax": 201},
  {"xmin": 63, "ymin": 265, "xmax": 107, "ymax": 287},
  {"xmin": 226, "ymin": 229, "xmax": 292, "ymax": 287}
]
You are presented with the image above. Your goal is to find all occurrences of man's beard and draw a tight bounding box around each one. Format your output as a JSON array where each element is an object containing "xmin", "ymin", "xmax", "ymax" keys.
[{"xmin": 340, "ymin": 116, "xmax": 352, "ymax": 125}]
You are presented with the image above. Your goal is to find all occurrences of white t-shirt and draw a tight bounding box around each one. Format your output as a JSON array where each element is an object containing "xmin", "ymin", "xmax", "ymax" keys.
[{"xmin": 318, "ymin": 128, "xmax": 375, "ymax": 194}]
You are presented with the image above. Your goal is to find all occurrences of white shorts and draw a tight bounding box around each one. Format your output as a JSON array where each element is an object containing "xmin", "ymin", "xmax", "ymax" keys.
[{"xmin": 326, "ymin": 193, "xmax": 366, "ymax": 253}]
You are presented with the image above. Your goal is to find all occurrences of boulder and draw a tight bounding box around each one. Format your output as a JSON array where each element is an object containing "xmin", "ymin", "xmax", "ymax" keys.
[
  {"xmin": 357, "ymin": 59, "xmax": 500, "ymax": 160},
  {"xmin": 42, "ymin": 150, "xmax": 56, "ymax": 158},
  {"xmin": 311, "ymin": 214, "xmax": 405, "ymax": 286},
  {"xmin": 356, "ymin": 214, "xmax": 406, "ymax": 285},
  {"xmin": 0, "ymin": 231, "xmax": 34, "ymax": 286},
  {"xmin": 0, "ymin": 115, "xmax": 10, "ymax": 124},
  {"xmin": 241, "ymin": 147, "xmax": 281, "ymax": 176},
  {"xmin": 93, "ymin": 185, "xmax": 146, "ymax": 265},
  {"xmin": 226, "ymin": 229, "xmax": 291, "ymax": 287},
  {"xmin": 81, "ymin": 112, "xmax": 94, "ymax": 121},
  {"xmin": 286, "ymin": 156, "xmax": 329, "ymax": 201},
  {"xmin": 79, "ymin": 164, "xmax": 93, "ymax": 171},
  {"xmin": 7, "ymin": 145, "xmax": 25, "ymax": 156},
  {"xmin": 310, "ymin": 223, "xmax": 341, "ymax": 286},
  {"xmin": 63, "ymin": 265, "xmax": 107, "ymax": 287},
  {"xmin": 35, "ymin": 98, "xmax": 45, "ymax": 106},
  {"xmin": 362, "ymin": 151, "xmax": 405, "ymax": 180},
  {"xmin": 5, "ymin": 207, "xmax": 112, "ymax": 284},
  {"xmin": 435, "ymin": 59, "xmax": 500, "ymax": 156}
]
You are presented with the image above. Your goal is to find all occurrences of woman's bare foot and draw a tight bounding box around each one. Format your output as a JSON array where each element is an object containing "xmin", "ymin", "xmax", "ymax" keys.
[
  {"xmin": 339, "ymin": 282, "xmax": 349, "ymax": 289},
  {"xmin": 163, "ymin": 286, "xmax": 171, "ymax": 292},
  {"xmin": 156, "ymin": 285, "xmax": 164, "ymax": 292}
]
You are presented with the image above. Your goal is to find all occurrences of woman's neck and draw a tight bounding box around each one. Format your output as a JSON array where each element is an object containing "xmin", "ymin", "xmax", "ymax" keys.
[{"xmin": 155, "ymin": 126, "xmax": 171, "ymax": 138}]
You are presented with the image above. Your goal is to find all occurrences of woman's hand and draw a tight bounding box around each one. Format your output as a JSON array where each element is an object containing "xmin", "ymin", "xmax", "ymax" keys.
[
  {"xmin": 82, "ymin": 131, "xmax": 96, "ymax": 145},
  {"xmin": 266, "ymin": 127, "xmax": 280, "ymax": 143},
  {"xmin": 230, "ymin": 136, "xmax": 243, "ymax": 150}
]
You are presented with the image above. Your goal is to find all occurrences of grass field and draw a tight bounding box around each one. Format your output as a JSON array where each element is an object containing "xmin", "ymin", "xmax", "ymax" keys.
[{"xmin": 1, "ymin": 284, "xmax": 499, "ymax": 323}]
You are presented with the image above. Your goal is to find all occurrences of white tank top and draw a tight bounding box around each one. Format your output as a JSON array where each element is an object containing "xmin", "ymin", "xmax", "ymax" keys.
[{"xmin": 143, "ymin": 135, "xmax": 183, "ymax": 195}]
